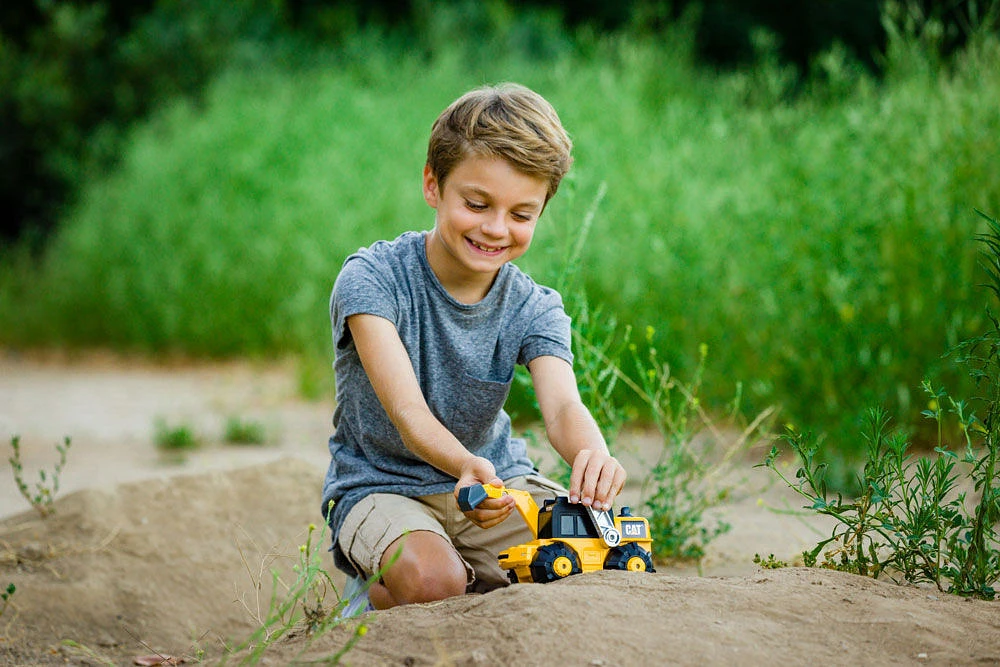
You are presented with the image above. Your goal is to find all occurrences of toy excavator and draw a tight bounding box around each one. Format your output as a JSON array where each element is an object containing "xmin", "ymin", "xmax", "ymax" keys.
[{"xmin": 457, "ymin": 483, "xmax": 655, "ymax": 583}]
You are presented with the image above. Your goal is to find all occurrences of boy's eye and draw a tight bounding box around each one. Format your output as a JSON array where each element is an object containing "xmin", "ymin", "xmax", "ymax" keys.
[
  {"xmin": 466, "ymin": 200, "xmax": 487, "ymax": 211},
  {"xmin": 512, "ymin": 212, "xmax": 533, "ymax": 222}
]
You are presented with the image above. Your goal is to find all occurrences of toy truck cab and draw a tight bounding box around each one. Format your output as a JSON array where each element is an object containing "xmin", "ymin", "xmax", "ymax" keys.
[{"xmin": 538, "ymin": 497, "xmax": 604, "ymax": 541}]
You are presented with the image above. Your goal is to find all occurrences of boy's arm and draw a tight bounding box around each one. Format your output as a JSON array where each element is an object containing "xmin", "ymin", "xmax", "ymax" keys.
[
  {"xmin": 528, "ymin": 355, "xmax": 626, "ymax": 511},
  {"xmin": 347, "ymin": 313, "xmax": 515, "ymax": 527}
]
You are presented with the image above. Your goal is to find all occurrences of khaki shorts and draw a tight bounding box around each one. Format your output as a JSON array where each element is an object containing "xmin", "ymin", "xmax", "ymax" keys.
[{"xmin": 338, "ymin": 474, "xmax": 566, "ymax": 592}]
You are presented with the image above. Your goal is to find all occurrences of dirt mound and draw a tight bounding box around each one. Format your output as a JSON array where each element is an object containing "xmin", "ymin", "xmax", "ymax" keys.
[
  {"xmin": 0, "ymin": 458, "xmax": 326, "ymax": 665},
  {"xmin": 1, "ymin": 459, "xmax": 998, "ymax": 666},
  {"xmin": 286, "ymin": 567, "xmax": 1000, "ymax": 666}
]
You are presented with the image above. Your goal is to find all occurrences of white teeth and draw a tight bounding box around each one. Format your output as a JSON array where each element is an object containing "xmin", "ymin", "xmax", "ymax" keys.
[{"xmin": 471, "ymin": 240, "xmax": 501, "ymax": 252}]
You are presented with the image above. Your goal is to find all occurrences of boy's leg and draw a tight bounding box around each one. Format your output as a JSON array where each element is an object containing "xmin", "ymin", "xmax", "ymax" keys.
[
  {"xmin": 337, "ymin": 493, "xmax": 474, "ymax": 609},
  {"xmin": 373, "ymin": 531, "xmax": 467, "ymax": 607},
  {"xmin": 450, "ymin": 474, "xmax": 567, "ymax": 593}
]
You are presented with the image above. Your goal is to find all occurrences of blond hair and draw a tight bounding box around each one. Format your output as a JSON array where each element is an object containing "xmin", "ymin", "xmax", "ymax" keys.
[{"xmin": 426, "ymin": 83, "xmax": 573, "ymax": 202}]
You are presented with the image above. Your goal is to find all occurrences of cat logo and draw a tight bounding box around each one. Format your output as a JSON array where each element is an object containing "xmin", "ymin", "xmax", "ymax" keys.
[{"xmin": 621, "ymin": 520, "xmax": 648, "ymax": 539}]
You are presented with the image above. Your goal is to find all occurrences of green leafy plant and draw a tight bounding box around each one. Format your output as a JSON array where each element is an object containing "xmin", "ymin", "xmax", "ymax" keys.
[
  {"xmin": 1, "ymin": 582, "xmax": 15, "ymax": 618},
  {"xmin": 760, "ymin": 210, "xmax": 1000, "ymax": 599},
  {"xmin": 631, "ymin": 339, "xmax": 729, "ymax": 560},
  {"xmin": 224, "ymin": 416, "xmax": 267, "ymax": 445},
  {"xmin": 8, "ymin": 435, "xmax": 72, "ymax": 518},
  {"xmin": 153, "ymin": 418, "xmax": 199, "ymax": 451},
  {"xmin": 762, "ymin": 404, "xmax": 954, "ymax": 583},
  {"xmin": 762, "ymin": 390, "xmax": 998, "ymax": 598},
  {"xmin": 943, "ymin": 209, "xmax": 1000, "ymax": 597},
  {"xmin": 753, "ymin": 553, "xmax": 788, "ymax": 569},
  {"xmin": 628, "ymin": 339, "xmax": 766, "ymax": 561}
]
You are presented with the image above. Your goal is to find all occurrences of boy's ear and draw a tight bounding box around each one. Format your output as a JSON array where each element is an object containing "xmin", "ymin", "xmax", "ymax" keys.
[{"xmin": 422, "ymin": 163, "xmax": 440, "ymax": 208}]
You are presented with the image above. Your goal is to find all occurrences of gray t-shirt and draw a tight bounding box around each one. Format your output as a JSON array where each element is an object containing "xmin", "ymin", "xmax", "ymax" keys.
[{"xmin": 322, "ymin": 230, "xmax": 573, "ymax": 572}]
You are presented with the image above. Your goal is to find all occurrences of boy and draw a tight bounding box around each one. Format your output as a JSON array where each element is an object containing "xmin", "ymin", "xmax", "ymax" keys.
[{"xmin": 322, "ymin": 82, "xmax": 625, "ymax": 611}]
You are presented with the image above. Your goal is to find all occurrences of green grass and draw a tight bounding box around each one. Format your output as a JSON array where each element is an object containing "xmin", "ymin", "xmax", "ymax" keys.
[
  {"xmin": 224, "ymin": 416, "xmax": 267, "ymax": 446},
  {"xmin": 153, "ymin": 418, "xmax": 199, "ymax": 451},
  {"xmin": 2, "ymin": 11, "xmax": 999, "ymax": 472}
]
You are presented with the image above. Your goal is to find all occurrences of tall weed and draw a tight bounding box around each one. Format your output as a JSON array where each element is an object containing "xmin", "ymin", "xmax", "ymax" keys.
[
  {"xmin": 8, "ymin": 435, "xmax": 72, "ymax": 518},
  {"xmin": 760, "ymin": 211, "xmax": 1000, "ymax": 598},
  {"xmin": 522, "ymin": 185, "xmax": 770, "ymax": 562},
  {"xmin": 227, "ymin": 510, "xmax": 379, "ymax": 664}
]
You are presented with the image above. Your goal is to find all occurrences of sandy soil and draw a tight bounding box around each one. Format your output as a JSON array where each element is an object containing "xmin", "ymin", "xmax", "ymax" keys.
[{"xmin": 1, "ymin": 351, "xmax": 998, "ymax": 666}]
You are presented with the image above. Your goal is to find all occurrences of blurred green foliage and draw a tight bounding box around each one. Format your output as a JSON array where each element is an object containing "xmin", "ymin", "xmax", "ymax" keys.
[
  {"xmin": 4, "ymin": 0, "xmax": 986, "ymax": 244},
  {"xmin": 2, "ymin": 1, "xmax": 1000, "ymax": 476}
]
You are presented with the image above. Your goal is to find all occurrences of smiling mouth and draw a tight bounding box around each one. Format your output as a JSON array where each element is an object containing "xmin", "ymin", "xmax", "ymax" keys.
[{"xmin": 468, "ymin": 238, "xmax": 505, "ymax": 254}]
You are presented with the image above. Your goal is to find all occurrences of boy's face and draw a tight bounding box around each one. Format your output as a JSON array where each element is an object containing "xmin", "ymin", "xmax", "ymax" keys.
[{"xmin": 423, "ymin": 155, "xmax": 547, "ymax": 284}]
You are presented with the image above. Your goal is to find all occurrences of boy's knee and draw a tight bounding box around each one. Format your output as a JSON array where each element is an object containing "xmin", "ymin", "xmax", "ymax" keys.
[
  {"xmin": 396, "ymin": 559, "xmax": 467, "ymax": 604},
  {"xmin": 382, "ymin": 533, "xmax": 468, "ymax": 604}
]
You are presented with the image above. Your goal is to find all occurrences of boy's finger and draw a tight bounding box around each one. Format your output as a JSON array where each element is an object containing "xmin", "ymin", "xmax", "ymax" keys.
[
  {"xmin": 476, "ymin": 495, "xmax": 514, "ymax": 512},
  {"xmin": 593, "ymin": 464, "xmax": 625, "ymax": 510},
  {"xmin": 579, "ymin": 452, "xmax": 609, "ymax": 506},
  {"xmin": 568, "ymin": 450, "xmax": 591, "ymax": 503},
  {"xmin": 469, "ymin": 503, "xmax": 513, "ymax": 528},
  {"xmin": 461, "ymin": 494, "xmax": 513, "ymax": 521}
]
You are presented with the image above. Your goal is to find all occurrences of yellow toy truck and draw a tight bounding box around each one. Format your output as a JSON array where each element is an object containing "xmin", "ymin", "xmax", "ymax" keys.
[{"xmin": 457, "ymin": 483, "xmax": 655, "ymax": 583}]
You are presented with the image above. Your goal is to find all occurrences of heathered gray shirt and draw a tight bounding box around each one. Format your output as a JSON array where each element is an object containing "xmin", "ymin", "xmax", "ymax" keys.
[{"xmin": 322, "ymin": 230, "xmax": 573, "ymax": 573}]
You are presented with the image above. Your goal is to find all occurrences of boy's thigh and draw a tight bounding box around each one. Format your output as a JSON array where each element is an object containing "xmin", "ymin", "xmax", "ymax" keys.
[
  {"xmin": 454, "ymin": 474, "xmax": 567, "ymax": 592},
  {"xmin": 338, "ymin": 492, "xmax": 471, "ymax": 581}
]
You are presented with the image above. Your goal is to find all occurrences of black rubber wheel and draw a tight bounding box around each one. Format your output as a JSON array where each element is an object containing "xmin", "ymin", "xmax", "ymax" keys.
[
  {"xmin": 604, "ymin": 543, "xmax": 655, "ymax": 573},
  {"xmin": 529, "ymin": 542, "xmax": 581, "ymax": 583},
  {"xmin": 506, "ymin": 569, "xmax": 519, "ymax": 584}
]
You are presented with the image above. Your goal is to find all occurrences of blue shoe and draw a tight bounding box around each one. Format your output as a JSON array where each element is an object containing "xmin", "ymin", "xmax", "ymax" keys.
[{"xmin": 338, "ymin": 573, "xmax": 374, "ymax": 619}]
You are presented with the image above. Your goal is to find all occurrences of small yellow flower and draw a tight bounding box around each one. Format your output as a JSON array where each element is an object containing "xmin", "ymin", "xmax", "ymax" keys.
[
  {"xmin": 357, "ymin": 625, "xmax": 369, "ymax": 637},
  {"xmin": 928, "ymin": 399, "xmax": 939, "ymax": 412},
  {"xmin": 756, "ymin": 498, "xmax": 764, "ymax": 507},
  {"xmin": 645, "ymin": 325, "xmax": 655, "ymax": 342},
  {"xmin": 308, "ymin": 523, "xmax": 316, "ymax": 532},
  {"xmin": 299, "ymin": 544, "xmax": 307, "ymax": 553},
  {"xmin": 699, "ymin": 342, "xmax": 708, "ymax": 359}
]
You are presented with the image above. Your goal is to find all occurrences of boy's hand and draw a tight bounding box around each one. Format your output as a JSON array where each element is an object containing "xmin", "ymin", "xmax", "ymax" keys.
[
  {"xmin": 454, "ymin": 456, "xmax": 514, "ymax": 529},
  {"xmin": 569, "ymin": 449, "xmax": 626, "ymax": 511}
]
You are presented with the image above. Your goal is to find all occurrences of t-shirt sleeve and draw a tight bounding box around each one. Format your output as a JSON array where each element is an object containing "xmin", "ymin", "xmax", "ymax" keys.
[
  {"xmin": 517, "ymin": 286, "xmax": 574, "ymax": 367},
  {"xmin": 330, "ymin": 251, "xmax": 399, "ymax": 351}
]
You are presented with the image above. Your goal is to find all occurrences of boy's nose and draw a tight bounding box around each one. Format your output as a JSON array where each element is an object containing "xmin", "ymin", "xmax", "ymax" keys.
[{"xmin": 480, "ymin": 213, "xmax": 507, "ymax": 237}]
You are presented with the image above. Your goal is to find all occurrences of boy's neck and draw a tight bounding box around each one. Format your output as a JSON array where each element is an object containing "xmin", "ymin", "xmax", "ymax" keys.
[{"xmin": 424, "ymin": 231, "xmax": 500, "ymax": 305}]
